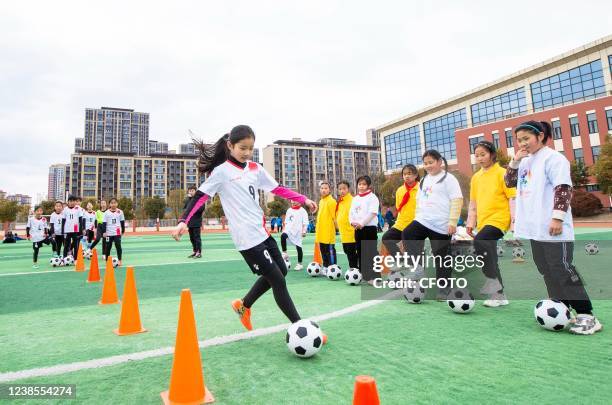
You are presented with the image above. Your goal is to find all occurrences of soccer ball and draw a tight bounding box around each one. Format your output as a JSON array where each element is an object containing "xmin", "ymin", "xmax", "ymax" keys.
[
  {"xmin": 344, "ymin": 268, "xmax": 362, "ymax": 285},
  {"xmin": 286, "ymin": 319, "xmax": 323, "ymax": 358},
  {"xmin": 386, "ymin": 271, "xmax": 407, "ymax": 288},
  {"xmin": 496, "ymin": 245, "xmax": 504, "ymax": 257},
  {"xmin": 403, "ymin": 280, "xmax": 426, "ymax": 304},
  {"xmin": 112, "ymin": 257, "xmax": 120, "ymax": 268},
  {"xmin": 50, "ymin": 257, "xmax": 62, "ymax": 267},
  {"xmin": 447, "ymin": 288, "xmax": 475, "ymax": 313},
  {"xmin": 284, "ymin": 258, "xmax": 291, "ymax": 270},
  {"xmin": 534, "ymin": 299, "xmax": 572, "ymax": 331},
  {"xmin": 306, "ymin": 262, "xmax": 321, "ymax": 277},
  {"xmin": 585, "ymin": 243, "xmax": 599, "ymax": 255},
  {"xmin": 512, "ymin": 247, "xmax": 526, "ymax": 259},
  {"xmin": 466, "ymin": 245, "xmax": 477, "ymax": 256},
  {"xmin": 83, "ymin": 249, "xmax": 93, "ymax": 259},
  {"xmin": 63, "ymin": 255, "xmax": 75, "ymax": 266},
  {"xmin": 326, "ymin": 264, "xmax": 342, "ymax": 280}
]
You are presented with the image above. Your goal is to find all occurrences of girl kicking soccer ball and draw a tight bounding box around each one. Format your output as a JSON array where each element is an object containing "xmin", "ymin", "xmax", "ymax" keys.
[
  {"xmin": 173, "ymin": 125, "xmax": 326, "ymax": 343},
  {"xmin": 505, "ymin": 120, "xmax": 602, "ymax": 335}
]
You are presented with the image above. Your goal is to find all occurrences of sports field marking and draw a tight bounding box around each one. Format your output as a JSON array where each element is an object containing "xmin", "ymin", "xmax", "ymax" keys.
[{"xmin": 0, "ymin": 292, "xmax": 398, "ymax": 383}]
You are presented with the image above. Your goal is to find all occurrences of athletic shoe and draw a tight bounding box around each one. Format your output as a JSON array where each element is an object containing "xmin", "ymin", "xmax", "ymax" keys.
[
  {"xmin": 483, "ymin": 293, "xmax": 509, "ymax": 308},
  {"xmin": 118, "ymin": 260, "xmax": 122, "ymax": 266},
  {"xmin": 32, "ymin": 264, "xmax": 39, "ymax": 269},
  {"xmin": 282, "ymin": 252, "xmax": 289, "ymax": 261},
  {"xmin": 436, "ymin": 288, "xmax": 450, "ymax": 301},
  {"xmin": 480, "ymin": 277, "xmax": 503, "ymax": 295},
  {"xmin": 569, "ymin": 314, "xmax": 603, "ymax": 335},
  {"xmin": 294, "ymin": 263, "xmax": 303, "ymax": 271},
  {"xmin": 188, "ymin": 253, "xmax": 196, "ymax": 258},
  {"xmin": 322, "ymin": 333, "xmax": 328, "ymax": 345},
  {"xmin": 102, "ymin": 255, "xmax": 106, "ymax": 261},
  {"xmin": 231, "ymin": 299, "xmax": 253, "ymax": 331},
  {"xmin": 322, "ymin": 267, "xmax": 328, "ymax": 276},
  {"xmin": 194, "ymin": 252, "xmax": 202, "ymax": 258}
]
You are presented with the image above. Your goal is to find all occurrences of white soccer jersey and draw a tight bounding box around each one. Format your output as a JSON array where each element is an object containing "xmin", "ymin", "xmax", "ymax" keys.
[
  {"xmin": 349, "ymin": 192, "xmax": 380, "ymax": 227},
  {"xmin": 104, "ymin": 209, "xmax": 125, "ymax": 236},
  {"xmin": 414, "ymin": 171, "xmax": 463, "ymax": 235},
  {"xmin": 83, "ymin": 211, "xmax": 97, "ymax": 231},
  {"xmin": 62, "ymin": 206, "xmax": 82, "ymax": 234},
  {"xmin": 27, "ymin": 216, "xmax": 48, "ymax": 243},
  {"xmin": 198, "ymin": 161, "xmax": 279, "ymax": 251},
  {"xmin": 50, "ymin": 212, "xmax": 64, "ymax": 236},
  {"xmin": 284, "ymin": 206, "xmax": 309, "ymax": 247}
]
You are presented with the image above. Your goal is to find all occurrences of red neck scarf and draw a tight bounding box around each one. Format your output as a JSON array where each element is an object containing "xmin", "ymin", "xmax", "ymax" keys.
[
  {"xmin": 291, "ymin": 205, "xmax": 301, "ymax": 210},
  {"xmin": 358, "ymin": 190, "xmax": 372, "ymax": 197},
  {"xmin": 396, "ymin": 181, "xmax": 417, "ymax": 213},
  {"xmin": 335, "ymin": 194, "xmax": 350, "ymax": 214}
]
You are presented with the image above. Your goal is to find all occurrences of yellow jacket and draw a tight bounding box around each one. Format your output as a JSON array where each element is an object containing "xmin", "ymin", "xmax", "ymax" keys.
[
  {"xmin": 336, "ymin": 193, "xmax": 355, "ymax": 243},
  {"xmin": 315, "ymin": 195, "xmax": 337, "ymax": 244}
]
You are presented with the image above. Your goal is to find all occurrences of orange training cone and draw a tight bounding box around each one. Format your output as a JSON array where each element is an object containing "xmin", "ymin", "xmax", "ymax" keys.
[
  {"xmin": 98, "ymin": 257, "xmax": 120, "ymax": 305},
  {"xmin": 353, "ymin": 375, "xmax": 380, "ymax": 405},
  {"xmin": 313, "ymin": 242, "xmax": 322, "ymax": 265},
  {"xmin": 161, "ymin": 289, "xmax": 214, "ymax": 404},
  {"xmin": 379, "ymin": 244, "xmax": 391, "ymax": 275},
  {"xmin": 75, "ymin": 243, "xmax": 85, "ymax": 272},
  {"xmin": 87, "ymin": 248, "xmax": 101, "ymax": 283},
  {"xmin": 114, "ymin": 266, "xmax": 147, "ymax": 336}
]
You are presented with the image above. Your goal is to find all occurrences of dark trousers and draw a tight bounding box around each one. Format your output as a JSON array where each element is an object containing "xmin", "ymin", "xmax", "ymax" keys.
[
  {"xmin": 280, "ymin": 233, "xmax": 303, "ymax": 263},
  {"xmin": 530, "ymin": 240, "xmax": 593, "ymax": 314},
  {"xmin": 104, "ymin": 236, "xmax": 123, "ymax": 260},
  {"xmin": 355, "ymin": 226, "xmax": 378, "ymax": 281},
  {"xmin": 188, "ymin": 226, "xmax": 202, "ymax": 253},
  {"xmin": 89, "ymin": 224, "xmax": 107, "ymax": 254},
  {"xmin": 342, "ymin": 242, "xmax": 359, "ymax": 269},
  {"xmin": 402, "ymin": 220, "xmax": 452, "ymax": 286},
  {"xmin": 63, "ymin": 232, "xmax": 80, "ymax": 257},
  {"xmin": 53, "ymin": 235, "xmax": 64, "ymax": 256},
  {"xmin": 32, "ymin": 238, "xmax": 52, "ymax": 262},
  {"xmin": 382, "ymin": 227, "xmax": 403, "ymax": 256},
  {"xmin": 473, "ymin": 225, "xmax": 505, "ymax": 292},
  {"xmin": 319, "ymin": 243, "xmax": 337, "ymax": 267}
]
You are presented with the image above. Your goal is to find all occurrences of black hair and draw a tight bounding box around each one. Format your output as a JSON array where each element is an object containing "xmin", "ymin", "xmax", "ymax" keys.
[
  {"xmin": 109, "ymin": 197, "xmax": 118, "ymax": 204},
  {"xmin": 54, "ymin": 200, "xmax": 63, "ymax": 205},
  {"xmin": 420, "ymin": 150, "xmax": 448, "ymax": 190},
  {"xmin": 67, "ymin": 195, "xmax": 77, "ymax": 202},
  {"xmin": 188, "ymin": 185, "xmax": 197, "ymax": 191},
  {"xmin": 34, "ymin": 205, "xmax": 42, "ymax": 211},
  {"xmin": 337, "ymin": 180, "xmax": 350, "ymax": 188},
  {"xmin": 319, "ymin": 181, "xmax": 330, "ymax": 187},
  {"xmin": 195, "ymin": 125, "xmax": 256, "ymax": 175},
  {"xmin": 514, "ymin": 120, "xmax": 552, "ymax": 144},
  {"xmin": 356, "ymin": 175, "xmax": 372, "ymax": 187},
  {"xmin": 401, "ymin": 164, "xmax": 420, "ymax": 182},
  {"xmin": 474, "ymin": 140, "xmax": 497, "ymax": 162}
]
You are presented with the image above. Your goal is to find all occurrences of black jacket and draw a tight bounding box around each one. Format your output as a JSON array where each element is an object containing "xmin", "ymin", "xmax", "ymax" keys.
[{"xmin": 183, "ymin": 196, "xmax": 205, "ymax": 228}]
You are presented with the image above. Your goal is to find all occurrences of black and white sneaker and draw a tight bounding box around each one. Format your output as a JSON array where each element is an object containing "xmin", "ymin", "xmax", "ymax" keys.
[
  {"xmin": 194, "ymin": 252, "xmax": 202, "ymax": 258},
  {"xmin": 569, "ymin": 314, "xmax": 603, "ymax": 335},
  {"xmin": 188, "ymin": 253, "xmax": 196, "ymax": 258}
]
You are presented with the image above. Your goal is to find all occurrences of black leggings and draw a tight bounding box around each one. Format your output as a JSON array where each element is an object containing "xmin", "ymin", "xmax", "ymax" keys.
[
  {"xmin": 86, "ymin": 230, "xmax": 95, "ymax": 244},
  {"xmin": 63, "ymin": 233, "xmax": 80, "ymax": 257},
  {"xmin": 104, "ymin": 236, "xmax": 123, "ymax": 260},
  {"xmin": 531, "ymin": 240, "xmax": 593, "ymax": 314},
  {"xmin": 89, "ymin": 225, "xmax": 107, "ymax": 253},
  {"xmin": 402, "ymin": 220, "xmax": 452, "ymax": 286},
  {"xmin": 188, "ymin": 227, "xmax": 202, "ymax": 253},
  {"xmin": 241, "ymin": 237, "xmax": 300, "ymax": 323},
  {"xmin": 355, "ymin": 226, "xmax": 378, "ymax": 281},
  {"xmin": 53, "ymin": 235, "xmax": 64, "ymax": 256},
  {"xmin": 342, "ymin": 242, "xmax": 359, "ymax": 269},
  {"xmin": 382, "ymin": 227, "xmax": 403, "ymax": 257},
  {"xmin": 32, "ymin": 238, "xmax": 52, "ymax": 262},
  {"xmin": 319, "ymin": 243, "xmax": 337, "ymax": 267},
  {"xmin": 473, "ymin": 225, "xmax": 505, "ymax": 292},
  {"xmin": 280, "ymin": 233, "xmax": 303, "ymax": 263}
]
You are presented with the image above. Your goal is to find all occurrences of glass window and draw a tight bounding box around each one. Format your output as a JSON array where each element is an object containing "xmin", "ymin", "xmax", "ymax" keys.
[
  {"xmin": 552, "ymin": 120, "xmax": 562, "ymax": 140},
  {"xmin": 606, "ymin": 109, "xmax": 612, "ymax": 131},
  {"xmin": 493, "ymin": 133, "xmax": 500, "ymax": 149},
  {"xmin": 587, "ymin": 113, "xmax": 598, "ymax": 134},
  {"xmin": 570, "ymin": 117, "xmax": 580, "ymax": 137},
  {"xmin": 574, "ymin": 148, "xmax": 584, "ymax": 165},
  {"xmin": 384, "ymin": 125, "xmax": 421, "ymax": 170},
  {"xmin": 470, "ymin": 88, "xmax": 527, "ymax": 126},
  {"xmin": 423, "ymin": 109, "xmax": 467, "ymax": 160},
  {"xmin": 530, "ymin": 60, "xmax": 606, "ymax": 111},
  {"xmin": 469, "ymin": 136, "xmax": 484, "ymax": 153},
  {"xmin": 505, "ymin": 129, "xmax": 514, "ymax": 148},
  {"xmin": 585, "ymin": 184, "xmax": 600, "ymax": 192},
  {"xmin": 592, "ymin": 146, "xmax": 601, "ymax": 162}
]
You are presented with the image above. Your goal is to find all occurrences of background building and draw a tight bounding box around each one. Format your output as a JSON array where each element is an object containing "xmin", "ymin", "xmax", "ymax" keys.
[
  {"xmin": 366, "ymin": 128, "xmax": 380, "ymax": 147},
  {"xmin": 263, "ymin": 138, "xmax": 381, "ymax": 201},
  {"xmin": 84, "ymin": 107, "xmax": 150, "ymax": 155},
  {"xmin": 148, "ymin": 140, "xmax": 169, "ymax": 154},
  {"xmin": 7, "ymin": 194, "xmax": 32, "ymax": 205},
  {"xmin": 376, "ymin": 35, "xmax": 612, "ymax": 206},
  {"xmin": 0, "ymin": 190, "xmax": 7, "ymax": 200},
  {"xmin": 48, "ymin": 164, "xmax": 68, "ymax": 201},
  {"xmin": 179, "ymin": 143, "xmax": 197, "ymax": 155}
]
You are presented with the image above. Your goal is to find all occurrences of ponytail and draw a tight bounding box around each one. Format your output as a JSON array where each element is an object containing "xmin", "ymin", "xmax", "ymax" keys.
[
  {"xmin": 194, "ymin": 124, "xmax": 256, "ymax": 175},
  {"xmin": 514, "ymin": 120, "xmax": 552, "ymax": 144},
  {"xmin": 420, "ymin": 149, "xmax": 448, "ymax": 190}
]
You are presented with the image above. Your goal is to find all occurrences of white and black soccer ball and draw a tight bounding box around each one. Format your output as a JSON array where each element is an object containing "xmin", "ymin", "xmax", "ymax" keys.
[
  {"xmin": 326, "ymin": 264, "xmax": 342, "ymax": 280},
  {"xmin": 284, "ymin": 258, "xmax": 291, "ymax": 270},
  {"xmin": 386, "ymin": 271, "xmax": 407, "ymax": 288},
  {"xmin": 403, "ymin": 280, "xmax": 426, "ymax": 304},
  {"xmin": 447, "ymin": 288, "xmax": 475, "ymax": 313},
  {"xmin": 83, "ymin": 249, "xmax": 93, "ymax": 260},
  {"xmin": 50, "ymin": 257, "xmax": 62, "ymax": 267},
  {"xmin": 534, "ymin": 299, "xmax": 572, "ymax": 331},
  {"xmin": 344, "ymin": 268, "xmax": 362, "ymax": 285},
  {"xmin": 466, "ymin": 245, "xmax": 477, "ymax": 256},
  {"xmin": 306, "ymin": 262, "xmax": 321, "ymax": 277},
  {"xmin": 496, "ymin": 245, "xmax": 504, "ymax": 257},
  {"xmin": 512, "ymin": 247, "xmax": 526, "ymax": 259},
  {"xmin": 286, "ymin": 319, "xmax": 323, "ymax": 358},
  {"xmin": 585, "ymin": 243, "xmax": 599, "ymax": 255},
  {"xmin": 112, "ymin": 257, "xmax": 120, "ymax": 268},
  {"xmin": 63, "ymin": 255, "xmax": 75, "ymax": 266}
]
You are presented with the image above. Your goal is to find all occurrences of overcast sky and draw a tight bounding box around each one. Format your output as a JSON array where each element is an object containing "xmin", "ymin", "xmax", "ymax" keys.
[{"xmin": 1, "ymin": 0, "xmax": 611, "ymax": 200}]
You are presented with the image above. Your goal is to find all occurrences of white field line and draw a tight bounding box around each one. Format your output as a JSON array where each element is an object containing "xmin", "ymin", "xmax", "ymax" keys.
[
  {"xmin": 0, "ymin": 251, "xmax": 341, "ymax": 277},
  {"xmin": 0, "ymin": 292, "xmax": 397, "ymax": 382}
]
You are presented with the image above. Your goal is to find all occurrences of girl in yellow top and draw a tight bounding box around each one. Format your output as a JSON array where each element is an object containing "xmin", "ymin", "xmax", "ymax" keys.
[
  {"xmin": 382, "ymin": 164, "xmax": 419, "ymax": 258},
  {"xmin": 336, "ymin": 180, "xmax": 357, "ymax": 269},
  {"xmin": 466, "ymin": 140, "xmax": 516, "ymax": 308},
  {"xmin": 315, "ymin": 181, "xmax": 337, "ymax": 273}
]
